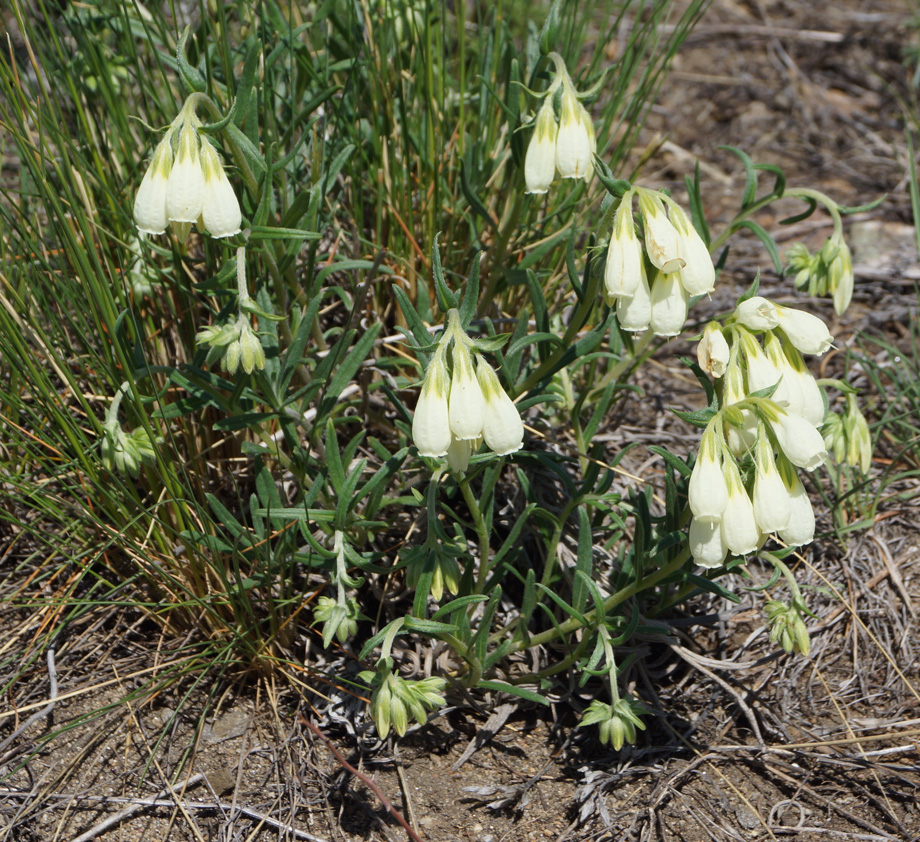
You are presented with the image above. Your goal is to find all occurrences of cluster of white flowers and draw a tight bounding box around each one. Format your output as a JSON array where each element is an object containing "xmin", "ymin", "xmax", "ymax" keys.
[
  {"xmin": 688, "ymin": 298, "xmax": 834, "ymax": 568},
  {"xmin": 412, "ymin": 309, "xmax": 524, "ymax": 472},
  {"xmin": 134, "ymin": 100, "xmax": 242, "ymax": 241},
  {"xmin": 524, "ymin": 53, "xmax": 596, "ymax": 194},
  {"xmin": 604, "ymin": 188, "xmax": 716, "ymax": 337}
]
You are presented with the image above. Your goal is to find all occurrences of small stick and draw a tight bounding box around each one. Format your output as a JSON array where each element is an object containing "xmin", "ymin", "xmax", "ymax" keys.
[
  {"xmin": 69, "ymin": 774, "xmax": 206, "ymax": 842},
  {"xmin": 298, "ymin": 713, "xmax": 424, "ymax": 842},
  {"xmin": 0, "ymin": 645, "xmax": 58, "ymax": 756}
]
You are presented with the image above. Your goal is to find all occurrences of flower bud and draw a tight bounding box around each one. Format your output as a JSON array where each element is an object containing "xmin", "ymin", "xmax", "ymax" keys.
[
  {"xmin": 765, "ymin": 600, "xmax": 810, "ymax": 656},
  {"xmin": 579, "ymin": 697, "xmax": 647, "ymax": 751}
]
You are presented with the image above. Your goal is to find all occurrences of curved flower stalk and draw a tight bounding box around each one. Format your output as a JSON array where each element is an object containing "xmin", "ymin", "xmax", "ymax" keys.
[
  {"xmin": 603, "ymin": 187, "xmax": 716, "ymax": 337},
  {"xmin": 411, "ymin": 309, "xmax": 523, "ymax": 469},
  {"xmin": 134, "ymin": 93, "xmax": 242, "ymax": 241},
  {"xmin": 523, "ymin": 52, "xmax": 596, "ymax": 194}
]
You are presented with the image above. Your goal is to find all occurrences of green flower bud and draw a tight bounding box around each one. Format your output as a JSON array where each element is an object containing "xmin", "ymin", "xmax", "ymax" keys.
[
  {"xmin": 765, "ymin": 599, "xmax": 810, "ymax": 656},
  {"xmin": 579, "ymin": 697, "xmax": 647, "ymax": 750}
]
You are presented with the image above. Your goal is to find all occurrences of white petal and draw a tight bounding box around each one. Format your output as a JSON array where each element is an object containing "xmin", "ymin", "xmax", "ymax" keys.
[
  {"xmin": 448, "ymin": 353, "xmax": 485, "ymax": 440},
  {"xmin": 638, "ymin": 191, "xmax": 683, "ymax": 274},
  {"xmin": 524, "ymin": 102, "xmax": 558, "ymax": 194},
  {"xmin": 722, "ymin": 483, "xmax": 761, "ymax": 555},
  {"xmin": 413, "ymin": 369, "xmax": 451, "ymax": 457},
  {"xmin": 554, "ymin": 91, "xmax": 594, "ymax": 180},
  {"xmin": 649, "ymin": 271, "xmax": 689, "ymax": 337},
  {"xmin": 735, "ymin": 296, "xmax": 778, "ymax": 331},
  {"xmin": 697, "ymin": 323, "xmax": 729, "ymax": 378},
  {"xmin": 604, "ymin": 203, "xmax": 643, "ymax": 298},
  {"xmin": 616, "ymin": 262, "xmax": 652, "ymax": 332},
  {"xmin": 688, "ymin": 451, "xmax": 727, "ymax": 521},
  {"xmin": 753, "ymin": 459, "xmax": 791, "ymax": 533},
  {"xmin": 778, "ymin": 473, "xmax": 815, "ymax": 545},
  {"xmin": 775, "ymin": 306, "xmax": 834, "ymax": 356},
  {"xmin": 770, "ymin": 411, "xmax": 827, "ymax": 471},
  {"xmin": 133, "ymin": 138, "xmax": 172, "ymax": 235},
  {"xmin": 689, "ymin": 517, "xmax": 728, "ymax": 569},
  {"xmin": 446, "ymin": 436, "xmax": 475, "ymax": 472},
  {"xmin": 166, "ymin": 123, "xmax": 204, "ymax": 223}
]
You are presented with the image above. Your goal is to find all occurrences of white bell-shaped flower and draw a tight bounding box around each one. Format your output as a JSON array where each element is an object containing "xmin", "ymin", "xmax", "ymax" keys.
[
  {"xmin": 477, "ymin": 360, "xmax": 524, "ymax": 456},
  {"xmin": 166, "ymin": 118, "xmax": 205, "ymax": 224},
  {"xmin": 697, "ymin": 322, "xmax": 730, "ymax": 378},
  {"xmin": 637, "ymin": 190, "xmax": 684, "ymax": 274},
  {"xmin": 777, "ymin": 462, "xmax": 815, "ymax": 545},
  {"xmin": 752, "ymin": 433, "xmax": 791, "ymax": 533},
  {"xmin": 774, "ymin": 304, "xmax": 834, "ymax": 356},
  {"xmin": 448, "ymin": 344, "xmax": 486, "ymax": 441},
  {"xmin": 412, "ymin": 354, "xmax": 452, "ymax": 457},
  {"xmin": 134, "ymin": 134, "xmax": 174, "ymax": 235},
  {"xmin": 554, "ymin": 85, "xmax": 595, "ymax": 182},
  {"xmin": 769, "ymin": 407, "xmax": 828, "ymax": 471},
  {"xmin": 734, "ymin": 296, "xmax": 779, "ymax": 331},
  {"xmin": 199, "ymin": 136, "xmax": 242, "ymax": 239},
  {"xmin": 667, "ymin": 201, "xmax": 715, "ymax": 296},
  {"xmin": 688, "ymin": 426, "xmax": 728, "ymax": 521},
  {"xmin": 689, "ymin": 516, "xmax": 728, "ymax": 569},
  {"xmin": 721, "ymin": 459, "xmax": 762, "ymax": 555},
  {"xmin": 616, "ymin": 259, "xmax": 652, "ymax": 332},
  {"xmin": 604, "ymin": 197, "xmax": 642, "ymax": 299},
  {"xmin": 649, "ymin": 270, "xmax": 689, "ymax": 337},
  {"xmin": 524, "ymin": 99, "xmax": 559, "ymax": 195}
]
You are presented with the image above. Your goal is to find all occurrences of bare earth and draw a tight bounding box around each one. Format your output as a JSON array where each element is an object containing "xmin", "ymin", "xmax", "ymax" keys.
[{"xmin": 2, "ymin": 2, "xmax": 920, "ymax": 841}]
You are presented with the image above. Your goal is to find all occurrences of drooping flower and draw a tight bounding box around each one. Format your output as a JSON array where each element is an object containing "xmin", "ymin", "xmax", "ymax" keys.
[
  {"xmin": 734, "ymin": 296, "xmax": 779, "ymax": 331},
  {"xmin": 768, "ymin": 406, "xmax": 828, "ymax": 471},
  {"xmin": 777, "ymin": 460, "xmax": 816, "ymax": 545},
  {"xmin": 477, "ymin": 359, "xmax": 524, "ymax": 456},
  {"xmin": 637, "ymin": 190, "xmax": 683, "ymax": 274},
  {"xmin": 166, "ymin": 117, "xmax": 205, "ymax": 224},
  {"xmin": 689, "ymin": 516, "xmax": 728, "ymax": 569},
  {"xmin": 199, "ymin": 136, "xmax": 242, "ymax": 238},
  {"xmin": 763, "ymin": 333, "xmax": 825, "ymax": 427},
  {"xmin": 666, "ymin": 200, "xmax": 715, "ymax": 296},
  {"xmin": 649, "ymin": 270, "xmax": 689, "ymax": 337},
  {"xmin": 774, "ymin": 304, "xmax": 834, "ymax": 356},
  {"xmin": 448, "ymin": 343, "xmax": 486, "ymax": 441},
  {"xmin": 412, "ymin": 352, "xmax": 451, "ymax": 457},
  {"xmin": 604, "ymin": 197, "xmax": 643, "ymax": 300},
  {"xmin": 688, "ymin": 424, "xmax": 729, "ymax": 521},
  {"xmin": 133, "ymin": 134, "xmax": 174, "ymax": 235},
  {"xmin": 616, "ymin": 259, "xmax": 652, "ymax": 332},
  {"xmin": 697, "ymin": 322, "xmax": 730, "ymax": 378},
  {"xmin": 524, "ymin": 98, "xmax": 559, "ymax": 195},
  {"xmin": 554, "ymin": 83, "xmax": 595, "ymax": 182},
  {"xmin": 752, "ymin": 431, "xmax": 791, "ymax": 533},
  {"xmin": 720, "ymin": 458, "xmax": 762, "ymax": 555}
]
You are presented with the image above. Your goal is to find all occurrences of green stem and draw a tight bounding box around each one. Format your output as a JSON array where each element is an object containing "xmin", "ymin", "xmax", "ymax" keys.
[
  {"xmin": 459, "ymin": 477, "xmax": 491, "ymax": 592},
  {"xmin": 513, "ymin": 547, "xmax": 691, "ymax": 654}
]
